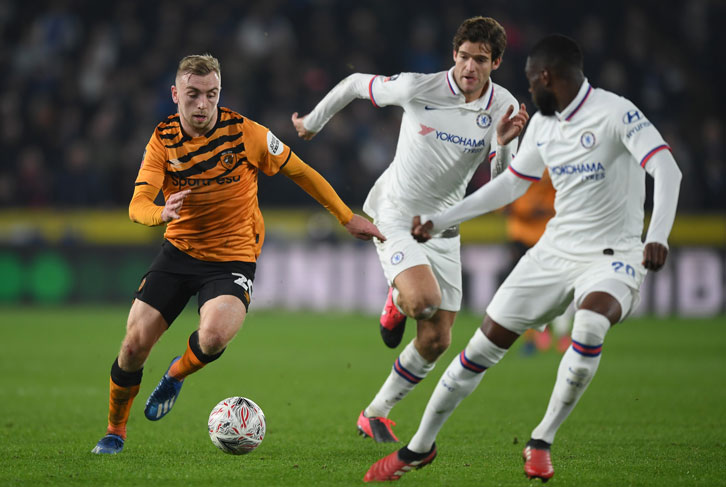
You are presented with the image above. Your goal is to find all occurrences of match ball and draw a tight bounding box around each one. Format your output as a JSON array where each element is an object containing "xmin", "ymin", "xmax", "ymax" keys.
[{"xmin": 208, "ymin": 397, "xmax": 266, "ymax": 455}]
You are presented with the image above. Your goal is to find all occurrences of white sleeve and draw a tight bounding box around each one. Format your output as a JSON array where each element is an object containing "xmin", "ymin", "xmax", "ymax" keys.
[
  {"xmin": 303, "ymin": 73, "xmax": 376, "ymax": 133},
  {"xmin": 421, "ymin": 169, "xmax": 532, "ymax": 234},
  {"xmin": 643, "ymin": 149, "xmax": 682, "ymax": 249},
  {"xmin": 612, "ymin": 97, "xmax": 669, "ymax": 166},
  {"xmin": 303, "ymin": 72, "xmax": 418, "ymax": 133},
  {"xmin": 489, "ymin": 135, "xmax": 517, "ymax": 179}
]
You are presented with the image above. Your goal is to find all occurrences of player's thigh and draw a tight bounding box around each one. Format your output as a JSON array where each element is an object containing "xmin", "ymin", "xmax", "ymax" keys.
[
  {"xmin": 124, "ymin": 298, "xmax": 168, "ymax": 348},
  {"xmin": 374, "ymin": 221, "xmax": 461, "ymax": 310},
  {"xmin": 486, "ymin": 249, "xmax": 574, "ymax": 334},
  {"xmin": 421, "ymin": 236, "xmax": 462, "ymax": 312},
  {"xmin": 135, "ymin": 242, "xmax": 197, "ymax": 326},
  {"xmin": 196, "ymin": 262, "xmax": 255, "ymax": 344},
  {"xmin": 199, "ymin": 294, "xmax": 248, "ymax": 345},
  {"xmin": 394, "ymin": 264, "xmax": 441, "ymax": 305},
  {"xmin": 574, "ymin": 253, "xmax": 645, "ymax": 322},
  {"xmin": 375, "ymin": 223, "xmax": 431, "ymax": 284}
]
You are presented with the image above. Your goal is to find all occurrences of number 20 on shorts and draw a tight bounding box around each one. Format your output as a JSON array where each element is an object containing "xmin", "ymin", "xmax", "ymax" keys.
[{"xmin": 611, "ymin": 261, "xmax": 635, "ymax": 277}]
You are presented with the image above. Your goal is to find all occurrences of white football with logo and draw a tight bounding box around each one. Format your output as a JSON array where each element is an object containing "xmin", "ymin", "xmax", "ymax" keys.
[{"xmin": 208, "ymin": 397, "xmax": 266, "ymax": 455}]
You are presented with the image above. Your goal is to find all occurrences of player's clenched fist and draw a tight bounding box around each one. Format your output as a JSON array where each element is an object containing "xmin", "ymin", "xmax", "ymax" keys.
[
  {"xmin": 291, "ymin": 112, "xmax": 317, "ymax": 140},
  {"xmin": 411, "ymin": 215, "xmax": 434, "ymax": 243}
]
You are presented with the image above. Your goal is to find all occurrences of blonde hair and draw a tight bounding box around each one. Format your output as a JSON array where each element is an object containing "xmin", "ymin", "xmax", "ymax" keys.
[{"xmin": 176, "ymin": 53, "xmax": 221, "ymax": 81}]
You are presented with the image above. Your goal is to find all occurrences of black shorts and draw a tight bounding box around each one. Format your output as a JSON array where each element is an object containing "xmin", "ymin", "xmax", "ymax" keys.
[{"xmin": 135, "ymin": 240, "xmax": 256, "ymax": 326}]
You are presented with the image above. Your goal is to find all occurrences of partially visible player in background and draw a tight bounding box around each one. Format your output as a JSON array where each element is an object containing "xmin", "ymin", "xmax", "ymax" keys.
[
  {"xmin": 91, "ymin": 54, "xmax": 384, "ymax": 455},
  {"xmin": 292, "ymin": 16, "xmax": 528, "ymax": 444},
  {"xmin": 500, "ymin": 170, "xmax": 572, "ymax": 354},
  {"xmin": 364, "ymin": 34, "xmax": 682, "ymax": 482}
]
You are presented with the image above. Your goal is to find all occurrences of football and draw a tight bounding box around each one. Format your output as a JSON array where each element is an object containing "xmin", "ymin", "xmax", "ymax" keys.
[{"xmin": 208, "ymin": 397, "xmax": 266, "ymax": 455}]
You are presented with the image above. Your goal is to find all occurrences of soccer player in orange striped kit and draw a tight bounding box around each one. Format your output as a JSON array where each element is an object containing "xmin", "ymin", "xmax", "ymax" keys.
[{"xmin": 92, "ymin": 54, "xmax": 384, "ymax": 454}]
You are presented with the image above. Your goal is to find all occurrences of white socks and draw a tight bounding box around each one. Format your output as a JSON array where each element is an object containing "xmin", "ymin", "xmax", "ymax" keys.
[
  {"xmin": 530, "ymin": 309, "xmax": 610, "ymax": 444},
  {"xmin": 365, "ymin": 340, "xmax": 435, "ymax": 418},
  {"xmin": 408, "ymin": 328, "xmax": 507, "ymax": 453}
]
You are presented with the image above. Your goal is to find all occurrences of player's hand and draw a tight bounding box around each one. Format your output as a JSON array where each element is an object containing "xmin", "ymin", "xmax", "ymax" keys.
[
  {"xmin": 291, "ymin": 112, "xmax": 317, "ymax": 140},
  {"xmin": 642, "ymin": 242, "xmax": 668, "ymax": 271},
  {"xmin": 496, "ymin": 103, "xmax": 529, "ymax": 146},
  {"xmin": 411, "ymin": 216, "xmax": 434, "ymax": 243},
  {"xmin": 161, "ymin": 189, "xmax": 191, "ymax": 222},
  {"xmin": 344, "ymin": 214, "xmax": 386, "ymax": 241}
]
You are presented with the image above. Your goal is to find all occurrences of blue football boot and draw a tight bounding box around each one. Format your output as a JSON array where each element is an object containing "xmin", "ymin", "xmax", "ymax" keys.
[
  {"xmin": 144, "ymin": 356, "xmax": 184, "ymax": 421},
  {"xmin": 91, "ymin": 434, "xmax": 124, "ymax": 454}
]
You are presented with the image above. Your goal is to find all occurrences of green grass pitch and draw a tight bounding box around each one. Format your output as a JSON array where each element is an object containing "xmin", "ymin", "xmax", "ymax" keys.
[{"xmin": 1, "ymin": 306, "xmax": 724, "ymax": 486}]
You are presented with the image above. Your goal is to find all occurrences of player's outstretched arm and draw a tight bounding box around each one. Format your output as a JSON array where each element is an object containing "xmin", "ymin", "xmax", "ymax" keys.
[
  {"xmin": 411, "ymin": 169, "xmax": 532, "ymax": 241},
  {"xmin": 345, "ymin": 214, "xmax": 386, "ymax": 241},
  {"xmin": 280, "ymin": 153, "xmax": 385, "ymax": 242},
  {"xmin": 293, "ymin": 73, "xmax": 374, "ymax": 137}
]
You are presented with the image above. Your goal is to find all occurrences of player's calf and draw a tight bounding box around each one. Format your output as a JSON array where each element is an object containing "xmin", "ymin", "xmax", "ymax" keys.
[{"xmin": 558, "ymin": 309, "xmax": 609, "ymax": 403}]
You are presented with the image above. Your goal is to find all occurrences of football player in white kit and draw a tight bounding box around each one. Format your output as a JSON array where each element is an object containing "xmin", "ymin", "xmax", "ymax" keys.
[
  {"xmin": 292, "ymin": 17, "xmax": 529, "ymax": 444},
  {"xmin": 363, "ymin": 34, "xmax": 682, "ymax": 482}
]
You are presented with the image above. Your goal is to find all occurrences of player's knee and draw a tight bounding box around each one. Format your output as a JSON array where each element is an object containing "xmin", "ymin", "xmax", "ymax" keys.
[
  {"xmin": 571, "ymin": 309, "xmax": 610, "ymax": 347},
  {"xmin": 405, "ymin": 294, "xmax": 440, "ymax": 321},
  {"xmin": 198, "ymin": 331, "xmax": 229, "ymax": 356},
  {"xmin": 121, "ymin": 326, "xmax": 155, "ymax": 362}
]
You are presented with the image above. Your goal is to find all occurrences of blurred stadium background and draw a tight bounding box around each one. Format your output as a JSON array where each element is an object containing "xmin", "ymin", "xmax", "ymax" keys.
[{"xmin": 0, "ymin": 0, "xmax": 723, "ymax": 316}]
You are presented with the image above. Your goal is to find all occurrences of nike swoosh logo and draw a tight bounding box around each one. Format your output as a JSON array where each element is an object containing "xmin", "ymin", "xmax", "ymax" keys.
[
  {"xmin": 424, "ymin": 106, "xmax": 438, "ymax": 110},
  {"xmin": 536, "ymin": 141, "xmax": 547, "ymax": 147}
]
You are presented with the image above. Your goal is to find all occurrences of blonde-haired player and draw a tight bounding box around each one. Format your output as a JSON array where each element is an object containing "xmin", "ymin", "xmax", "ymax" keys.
[{"xmin": 92, "ymin": 54, "xmax": 384, "ymax": 454}]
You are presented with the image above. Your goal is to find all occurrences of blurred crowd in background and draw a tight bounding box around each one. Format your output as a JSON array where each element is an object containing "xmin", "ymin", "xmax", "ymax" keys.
[{"xmin": 1, "ymin": 0, "xmax": 723, "ymax": 212}]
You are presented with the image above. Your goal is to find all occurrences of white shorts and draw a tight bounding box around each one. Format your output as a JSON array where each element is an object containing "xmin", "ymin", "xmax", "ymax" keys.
[
  {"xmin": 486, "ymin": 243, "xmax": 646, "ymax": 334},
  {"xmin": 373, "ymin": 219, "xmax": 462, "ymax": 312}
]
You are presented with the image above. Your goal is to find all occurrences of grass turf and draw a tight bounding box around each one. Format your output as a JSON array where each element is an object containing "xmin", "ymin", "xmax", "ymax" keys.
[{"xmin": 0, "ymin": 306, "xmax": 724, "ymax": 486}]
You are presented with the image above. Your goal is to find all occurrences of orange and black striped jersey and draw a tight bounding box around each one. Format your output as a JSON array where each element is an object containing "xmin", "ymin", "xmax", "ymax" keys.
[{"xmin": 134, "ymin": 107, "xmax": 295, "ymax": 262}]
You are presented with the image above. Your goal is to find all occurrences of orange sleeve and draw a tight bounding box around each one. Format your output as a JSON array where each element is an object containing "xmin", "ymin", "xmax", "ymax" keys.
[
  {"xmin": 136, "ymin": 130, "xmax": 167, "ymax": 188},
  {"xmin": 280, "ymin": 153, "xmax": 353, "ymax": 225},
  {"xmin": 128, "ymin": 129, "xmax": 168, "ymax": 226},
  {"xmin": 129, "ymin": 183, "xmax": 164, "ymax": 226}
]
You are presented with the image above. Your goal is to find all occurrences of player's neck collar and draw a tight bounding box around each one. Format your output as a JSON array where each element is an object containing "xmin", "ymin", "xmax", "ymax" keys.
[
  {"xmin": 446, "ymin": 67, "xmax": 494, "ymax": 109},
  {"xmin": 556, "ymin": 79, "xmax": 592, "ymax": 122},
  {"xmin": 446, "ymin": 67, "xmax": 460, "ymax": 96}
]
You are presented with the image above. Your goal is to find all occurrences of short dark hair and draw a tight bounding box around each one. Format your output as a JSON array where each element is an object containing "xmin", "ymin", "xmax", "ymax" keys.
[
  {"xmin": 528, "ymin": 34, "xmax": 583, "ymax": 75},
  {"xmin": 452, "ymin": 17, "xmax": 507, "ymax": 61}
]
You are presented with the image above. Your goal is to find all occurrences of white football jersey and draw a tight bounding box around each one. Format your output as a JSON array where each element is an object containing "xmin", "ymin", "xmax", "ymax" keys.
[
  {"xmin": 304, "ymin": 69, "xmax": 519, "ymax": 220},
  {"xmin": 509, "ymin": 80, "xmax": 671, "ymax": 258}
]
